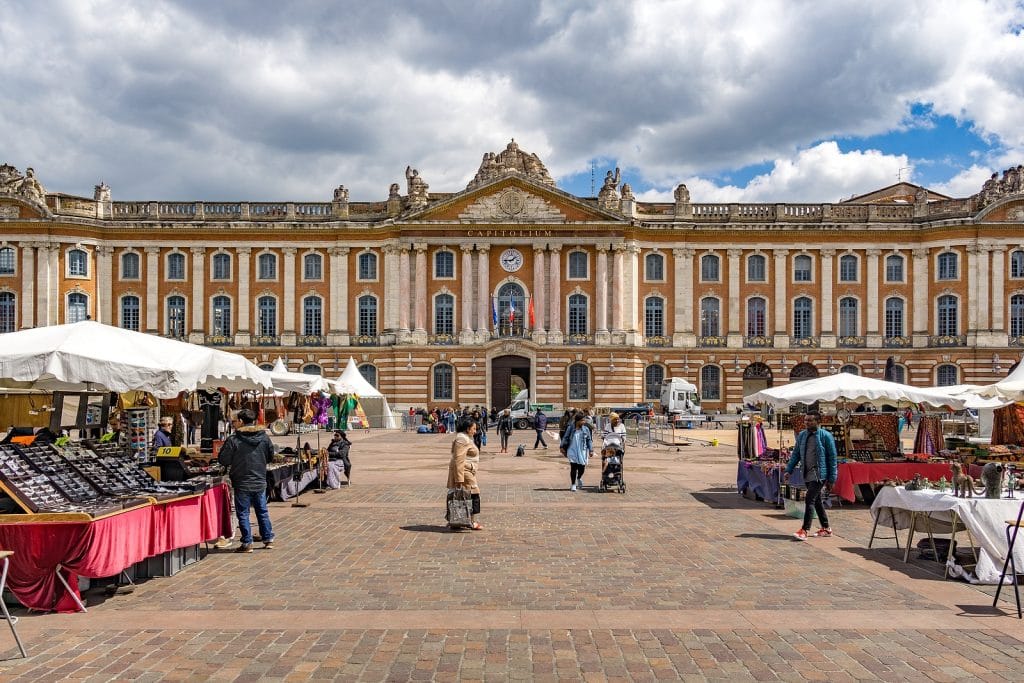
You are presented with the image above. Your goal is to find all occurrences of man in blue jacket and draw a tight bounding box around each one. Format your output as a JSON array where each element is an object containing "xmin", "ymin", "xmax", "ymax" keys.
[
  {"xmin": 533, "ymin": 409, "xmax": 548, "ymax": 449},
  {"xmin": 784, "ymin": 413, "xmax": 838, "ymax": 540}
]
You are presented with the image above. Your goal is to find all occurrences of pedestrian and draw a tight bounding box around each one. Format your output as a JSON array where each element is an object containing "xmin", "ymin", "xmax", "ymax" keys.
[
  {"xmin": 562, "ymin": 413, "xmax": 593, "ymax": 492},
  {"xmin": 784, "ymin": 413, "xmax": 837, "ymax": 540},
  {"xmin": 153, "ymin": 416, "xmax": 174, "ymax": 449},
  {"xmin": 602, "ymin": 412, "xmax": 627, "ymax": 452},
  {"xmin": 533, "ymin": 408, "xmax": 549, "ymax": 449},
  {"xmin": 447, "ymin": 415, "xmax": 483, "ymax": 530},
  {"xmin": 471, "ymin": 409, "xmax": 483, "ymax": 450},
  {"xmin": 327, "ymin": 430, "xmax": 352, "ymax": 482},
  {"xmin": 558, "ymin": 409, "xmax": 573, "ymax": 442},
  {"xmin": 497, "ymin": 408, "xmax": 514, "ymax": 453},
  {"xmin": 217, "ymin": 409, "xmax": 276, "ymax": 552}
]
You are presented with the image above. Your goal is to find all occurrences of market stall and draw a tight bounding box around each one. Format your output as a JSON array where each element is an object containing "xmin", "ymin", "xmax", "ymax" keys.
[{"xmin": 334, "ymin": 358, "xmax": 398, "ymax": 429}]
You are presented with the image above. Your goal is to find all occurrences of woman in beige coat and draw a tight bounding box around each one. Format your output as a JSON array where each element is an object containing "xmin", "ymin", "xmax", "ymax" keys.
[{"xmin": 447, "ymin": 415, "xmax": 482, "ymax": 530}]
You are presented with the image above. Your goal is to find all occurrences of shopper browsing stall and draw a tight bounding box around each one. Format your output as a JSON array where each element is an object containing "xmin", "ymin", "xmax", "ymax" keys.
[
  {"xmin": 784, "ymin": 413, "xmax": 838, "ymax": 540},
  {"xmin": 152, "ymin": 416, "xmax": 173, "ymax": 449},
  {"xmin": 218, "ymin": 409, "xmax": 276, "ymax": 553}
]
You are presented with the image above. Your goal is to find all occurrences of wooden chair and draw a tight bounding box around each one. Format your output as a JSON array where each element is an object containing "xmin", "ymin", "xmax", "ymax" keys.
[{"xmin": 0, "ymin": 550, "xmax": 27, "ymax": 658}]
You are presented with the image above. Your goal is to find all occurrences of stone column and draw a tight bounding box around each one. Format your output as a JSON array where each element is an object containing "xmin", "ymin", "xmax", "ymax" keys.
[
  {"xmin": 413, "ymin": 243, "xmax": 428, "ymax": 342},
  {"xmin": 460, "ymin": 245, "xmax": 475, "ymax": 343},
  {"xmin": 967, "ymin": 245, "xmax": 980, "ymax": 335},
  {"xmin": 144, "ymin": 246, "xmax": 160, "ymax": 332},
  {"xmin": 398, "ymin": 245, "xmax": 411, "ymax": 337},
  {"xmin": 865, "ymin": 249, "xmax": 880, "ymax": 340},
  {"xmin": 548, "ymin": 246, "xmax": 562, "ymax": 344},
  {"xmin": 189, "ymin": 246, "xmax": 205, "ymax": 342},
  {"xmin": 46, "ymin": 246, "xmax": 59, "ymax": 325},
  {"xmin": 281, "ymin": 247, "xmax": 297, "ymax": 344},
  {"xmin": 382, "ymin": 243, "xmax": 400, "ymax": 336},
  {"xmin": 625, "ymin": 244, "xmax": 641, "ymax": 340},
  {"xmin": 673, "ymin": 248, "xmax": 694, "ymax": 346},
  {"xmin": 772, "ymin": 249, "xmax": 789, "ymax": 347},
  {"xmin": 912, "ymin": 248, "xmax": 928, "ymax": 345},
  {"xmin": 533, "ymin": 246, "xmax": 547, "ymax": 342},
  {"xmin": 36, "ymin": 244, "xmax": 51, "ymax": 326},
  {"xmin": 977, "ymin": 245, "xmax": 991, "ymax": 331},
  {"xmin": 476, "ymin": 245, "xmax": 490, "ymax": 342},
  {"xmin": 236, "ymin": 247, "xmax": 251, "ymax": 345},
  {"xmin": 20, "ymin": 243, "xmax": 34, "ymax": 328},
  {"xmin": 820, "ymin": 249, "xmax": 835, "ymax": 338},
  {"xmin": 727, "ymin": 248, "xmax": 742, "ymax": 347},
  {"xmin": 992, "ymin": 246, "xmax": 1007, "ymax": 334},
  {"xmin": 328, "ymin": 247, "xmax": 349, "ymax": 344},
  {"xmin": 595, "ymin": 245, "xmax": 609, "ymax": 344},
  {"xmin": 96, "ymin": 246, "xmax": 114, "ymax": 326},
  {"xmin": 611, "ymin": 244, "xmax": 625, "ymax": 333}
]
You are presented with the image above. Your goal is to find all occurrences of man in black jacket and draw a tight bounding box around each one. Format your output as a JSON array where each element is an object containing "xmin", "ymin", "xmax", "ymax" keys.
[{"xmin": 218, "ymin": 409, "xmax": 276, "ymax": 553}]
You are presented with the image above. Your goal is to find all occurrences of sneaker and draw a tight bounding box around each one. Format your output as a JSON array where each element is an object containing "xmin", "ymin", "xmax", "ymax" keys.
[
  {"xmin": 213, "ymin": 537, "xmax": 231, "ymax": 549},
  {"xmin": 793, "ymin": 529, "xmax": 808, "ymax": 541},
  {"xmin": 814, "ymin": 528, "xmax": 833, "ymax": 538},
  {"xmin": 263, "ymin": 541, "xmax": 275, "ymax": 549},
  {"xmin": 235, "ymin": 543, "xmax": 253, "ymax": 553},
  {"xmin": 570, "ymin": 485, "xmax": 577, "ymax": 492}
]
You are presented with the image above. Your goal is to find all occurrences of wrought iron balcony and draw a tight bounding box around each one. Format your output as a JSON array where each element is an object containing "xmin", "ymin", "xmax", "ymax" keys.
[
  {"xmin": 491, "ymin": 322, "xmax": 528, "ymax": 339},
  {"xmin": 567, "ymin": 333, "xmax": 594, "ymax": 345},
  {"xmin": 744, "ymin": 335, "xmax": 773, "ymax": 348},
  {"xmin": 645, "ymin": 335, "xmax": 672, "ymax": 347},
  {"xmin": 297, "ymin": 335, "xmax": 325, "ymax": 346},
  {"xmin": 790, "ymin": 336, "xmax": 820, "ymax": 348},
  {"xmin": 883, "ymin": 335, "xmax": 913, "ymax": 348},
  {"xmin": 928, "ymin": 334, "xmax": 966, "ymax": 347},
  {"xmin": 837, "ymin": 336, "xmax": 866, "ymax": 348},
  {"xmin": 205, "ymin": 335, "xmax": 232, "ymax": 346},
  {"xmin": 253, "ymin": 335, "xmax": 280, "ymax": 346},
  {"xmin": 428, "ymin": 333, "xmax": 457, "ymax": 345},
  {"xmin": 698, "ymin": 335, "xmax": 727, "ymax": 348},
  {"xmin": 352, "ymin": 334, "xmax": 380, "ymax": 347}
]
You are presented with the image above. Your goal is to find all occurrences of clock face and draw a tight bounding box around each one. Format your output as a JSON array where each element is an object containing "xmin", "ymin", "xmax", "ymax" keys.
[{"xmin": 499, "ymin": 248, "xmax": 524, "ymax": 272}]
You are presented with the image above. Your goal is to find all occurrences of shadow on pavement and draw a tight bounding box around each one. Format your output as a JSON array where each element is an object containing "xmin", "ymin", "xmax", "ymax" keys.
[
  {"xmin": 735, "ymin": 532, "xmax": 796, "ymax": 541},
  {"xmin": 400, "ymin": 524, "xmax": 458, "ymax": 534}
]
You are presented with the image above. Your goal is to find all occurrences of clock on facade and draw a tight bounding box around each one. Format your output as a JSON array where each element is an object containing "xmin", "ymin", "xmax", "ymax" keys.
[{"xmin": 499, "ymin": 248, "xmax": 524, "ymax": 272}]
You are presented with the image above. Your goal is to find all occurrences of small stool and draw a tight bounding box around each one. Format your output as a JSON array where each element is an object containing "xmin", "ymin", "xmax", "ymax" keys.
[
  {"xmin": 0, "ymin": 550, "xmax": 27, "ymax": 658},
  {"xmin": 993, "ymin": 500, "xmax": 1024, "ymax": 618}
]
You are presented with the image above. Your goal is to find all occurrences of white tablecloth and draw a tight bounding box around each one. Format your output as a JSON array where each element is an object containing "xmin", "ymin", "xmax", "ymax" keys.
[
  {"xmin": 871, "ymin": 486, "xmax": 1024, "ymax": 583},
  {"xmin": 279, "ymin": 461, "xmax": 347, "ymax": 500}
]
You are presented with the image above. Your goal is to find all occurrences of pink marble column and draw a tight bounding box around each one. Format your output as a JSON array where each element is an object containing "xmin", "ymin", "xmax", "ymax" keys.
[
  {"xmin": 611, "ymin": 244, "xmax": 625, "ymax": 331},
  {"xmin": 548, "ymin": 246, "xmax": 561, "ymax": 339},
  {"xmin": 414, "ymin": 244, "xmax": 427, "ymax": 333},
  {"xmin": 532, "ymin": 247, "xmax": 546, "ymax": 336},
  {"xmin": 477, "ymin": 246, "xmax": 490, "ymax": 336},
  {"xmin": 461, "ymin": 246, "xmax": 474, "ymax": 333},
  {"xmin": 596, "ymin": 245, "xmax": 609, "ymax": 333},
  {"xmin": 398, "ymin": 246, "xmax": 411, "ymax": 333}
]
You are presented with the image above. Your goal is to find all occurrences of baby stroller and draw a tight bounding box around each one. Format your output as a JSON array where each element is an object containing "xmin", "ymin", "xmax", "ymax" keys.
[{"xmin": 599, "ymin": 445, "xmax": 625, "ymax": 493}]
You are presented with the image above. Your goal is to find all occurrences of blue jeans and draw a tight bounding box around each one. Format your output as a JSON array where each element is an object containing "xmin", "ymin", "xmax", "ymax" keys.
[{"xmin": 234, "ymin": 489, "xmax": 274, "ymax": 545}]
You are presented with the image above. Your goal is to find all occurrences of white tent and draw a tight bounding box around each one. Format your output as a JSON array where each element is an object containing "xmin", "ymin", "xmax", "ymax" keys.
[
  {"xmin": 975, "ymin": 363, "xmax": 1024, "ymax": 400},
  {"xmin": 925, "ymin": 384, "xmax": 1011, "ymax": 410},
  {"xmin": 744, "ymin": 372, "xmax": 967, "ymax": 410},
  {"xmin": 269, "ymin": 358, "xmax": 333, "ymax": 395},
  {"xmin": 0, "ymin": 320, "xmax": 272, "ymax": 398},
  {"xmin": 335, "ymin": 357, "xmax": 397, "ymax": 428}
]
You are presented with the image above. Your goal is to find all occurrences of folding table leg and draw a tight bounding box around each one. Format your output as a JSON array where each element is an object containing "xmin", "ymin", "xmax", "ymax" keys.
[
  {"xmin": 868, "ymin": 509, "xmax": 881, "ymax": 549},
  {"xmin": 54, "ymin": 564, "xmax": 87, "ymax": 613},
  {"xmin": 0, "ymin": 558, "xmax": 27, "ymax": 658},
  {"xmin": 903, "ymin": 512, "xmax": 917, "ymax": 563},
  {"xmin": 994, "ymin": 501, "xmax": 1024, "ymax": 614}
]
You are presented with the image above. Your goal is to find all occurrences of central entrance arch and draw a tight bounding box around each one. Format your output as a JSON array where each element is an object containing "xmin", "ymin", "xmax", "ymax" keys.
[{"xmin": 491, "ymin": 354, "xmax": 531, "ymax": 409}]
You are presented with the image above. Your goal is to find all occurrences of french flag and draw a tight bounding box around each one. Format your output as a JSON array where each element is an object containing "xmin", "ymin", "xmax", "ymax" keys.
[{"xmin": 508, "ymin": 300, "xmax": 515, "ymax": 324}]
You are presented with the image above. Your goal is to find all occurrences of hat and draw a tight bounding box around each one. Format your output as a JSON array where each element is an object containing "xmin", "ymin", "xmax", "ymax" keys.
[{"xmin": 609, "ymin": 412, "xmax": 619, "ymax": 420}]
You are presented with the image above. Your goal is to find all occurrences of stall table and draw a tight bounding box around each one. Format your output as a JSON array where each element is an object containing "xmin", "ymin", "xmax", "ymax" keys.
[
  {"xmin": 736, "ymin": 461, "xmax": 783, "ymax": 504},
  {"xmin": 832, "ymin": 462, "xmax": 954, "ymax": 502}
]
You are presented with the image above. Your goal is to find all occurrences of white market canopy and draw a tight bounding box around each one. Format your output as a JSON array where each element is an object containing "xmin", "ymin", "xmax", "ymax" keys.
[
  {"xmin": 0, "ymin": 320, "xmax": 273, "ymax": 398},
  {"xmin": 974, "ymin": 362, "xmax": 1024, "ymax": 401},
  {"xmin": 744, "ymin": 372, "xmax": 966, "ymax": 410},
  {"xmin": 335, "ymin": 357, "xmax": 383, "ymax": 397},
  {"xmin": 269, "ymin": 358, "xmax": 333, "ymax": 395},
  {"xmin": 925, "ymin": 384, "xmax": 1012, "ymax": 410}
]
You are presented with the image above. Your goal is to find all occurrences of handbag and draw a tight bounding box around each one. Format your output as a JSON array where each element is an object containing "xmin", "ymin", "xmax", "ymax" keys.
[
  {"xmin": 447, "ymin": 489, "xmax": 473, "ymax": 528},
  {"xmin": 481, "ymin": 432, "xmax": 487, "ymax": 446}
]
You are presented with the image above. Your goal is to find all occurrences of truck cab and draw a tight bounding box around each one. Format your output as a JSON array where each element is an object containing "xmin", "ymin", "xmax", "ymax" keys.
[
  {"xmin": 505, "ymin": 390, "xmax": 555, "ymax": 429},
  {"xmin": 660, "ymin": 378, "xmax": 702, "ymax": 425}
]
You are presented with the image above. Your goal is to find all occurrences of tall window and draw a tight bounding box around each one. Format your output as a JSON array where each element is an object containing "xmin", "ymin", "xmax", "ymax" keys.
[
  {"xmin": 212, "ymin": 253, "xmax": 231, "ymax": 280},
  {"xmin": 700, "ymin": 297, "xmax": 720, "ymax": 337},
  {"xmin": 433, "ymin": 363, "xmax": 453, "ymax": 400},
  {"xmin": 167, "ymin": 252, "xmax": 186, "ymax": 280},
  {"xmin": 747, "ymin": 254, "xmax": 766, "ymax": 282},
  {"xmin": 793, "ymin": 254, "xmax": 812, "ymax": 282},
  {"xmin": 1011, "ymin": 294, "xmax": 1024, "ymax": 337},
  {"xmin": 434, "ymin": 293, "xmax": 454, "ymax": 335},
  {"xmin": 700, "ymin": 254, "xmax": 720, "ymax": 281},
  {"xmin": 885, "ymin": 254, "xmax": 904, "ymax": 282},
  {"xmin": 645, "ymin": 253, "xmax": 664, "ymax": 281},
  {"xmin": 257, "ymin": 253, "xmax": 277, "ymax": 280},
  {"xmin": 1012, "ymin": 250, "xmax": 1024, "ymax": 279},
  {"xmin": 838, "ymin": 297, "xmax": 858, "ymax": 336},
  {"xmin": 839, "ymin": 254, "xmax": 858, "ymax": 282},
  {"xmin": 0, "ymin": 247, "xmax": 15, "ymax": 275},
  {"xmin": 937, "ymin": 252, "xmax": 958, "ymax": 280},
  {"xmin": 568, "ymin": 363, "xmax": 589, "ymax": 401},
  {"xmin": 121, "ymin": 252, "xmax": 140, "ymax": 279},
  {"xmin": 936, "ymin": 364, "xmax": 958, "ymax": 387},
  {"xmin": 68, "ymin": 249, "xmax": 88, "ymax": 277},
  {"xmin": 303, "ymin": 253, "xmax": 322, "ymax": 280},
  {"xmin": 303, "ymin": 296, "xmax": 322, "ymax": 337},
  {"xmin": 120, "ymin": 295, "xmax": 140, "ymax": 331},
  {"xmin": 359, "ymin": 364, "xmax": 377, "ymax": 388},
  {"xmin": 497, "ymin": 283, "xmax": 525, "ymax": 336},
  {"xmin": 358, "ymin": 252, "xmax": 377, "ymax": 280},
  {"xmin": 793, "ymin": 297, "xmax": 813, "ymax": 339},
  {"xmin": 644, "ymin": 297, "xmax": 664, "ymax": 337},
  {"xmin": 435, "ymin": 250, "xmax": 454, "ymax": 278},
  {"xmin": 701, "ymin": 365, "xmax": 721, "ymax": 401},
  {"xmin": 167, "ymin": 295, "xmax": 186, "ymax": 337},
  {"xmin": 358, "ymin": 295, "xmax": 377, "ymax": 336},
  {"xmin": 257, "ymin": 296, "xmax": 277, "ymax": 337},
  {"xmin": 0, "ymin": 292, "xmax": 15, "ymax": 332},
  {"xmin": 67, "ymin": 293, "xmax": 88, "ymax": 323},
  {"xmin": 644, "ymin": 364, "xmax": 664, "ymax": 401},
  {"xmin": 746, "ymin": 297, "xmax": 767, "ymax": 337},
  {"xmin": 568, "ymin": 251, "xmax": 588, "ymax": 279},
  {"xmin": 212, "ymin": 296, "xmax": 231, "ymax": 337},
  {"xmin": 568, "ymin": 294, "xmax": 588, "ymax": 335},
  {"xmin": 937, "ymin": 295, "xmax": 958, "ymax": 336},
  {"xmin": 889, "ymin": 365, "xmax": 906, "ymax": 384},
  {"xmin": 884, "ymin": 297, "xmax": 904, "ymax": 338}
]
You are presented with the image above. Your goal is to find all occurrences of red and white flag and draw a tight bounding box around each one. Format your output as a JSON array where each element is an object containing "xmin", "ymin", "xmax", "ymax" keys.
[{"xmin": 528, "ymin": 298, "xmax": 535, "ymax": 328}]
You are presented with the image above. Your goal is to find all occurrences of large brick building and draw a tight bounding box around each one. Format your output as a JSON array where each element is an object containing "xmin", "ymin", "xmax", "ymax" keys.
[{"xmin": 1, "ymin": 144, "xmax": 1023, "ymax": 412}]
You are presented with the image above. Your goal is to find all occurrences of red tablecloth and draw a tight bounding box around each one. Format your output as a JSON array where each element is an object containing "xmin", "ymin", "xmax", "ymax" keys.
[
  {"xmin": 834, "ymin": 462, "xmax": 954, "ymax": 502},
  {"xmin": 0, "ymin": 483, "xmax": 232, "ymax": 612}
]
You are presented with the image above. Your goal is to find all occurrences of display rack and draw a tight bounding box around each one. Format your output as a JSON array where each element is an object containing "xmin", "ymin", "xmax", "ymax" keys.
[{"xmin": 125, "ymin": 407, "xmax": 152, "ymax": 461}]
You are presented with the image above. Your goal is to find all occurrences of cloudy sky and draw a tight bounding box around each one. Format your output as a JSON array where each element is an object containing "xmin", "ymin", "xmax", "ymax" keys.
[{"xmin": 2, "ymin": 0, "xmax": 1023, "ymax": 204}]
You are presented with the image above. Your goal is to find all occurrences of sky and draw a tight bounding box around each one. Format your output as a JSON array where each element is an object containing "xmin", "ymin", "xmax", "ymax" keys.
[{"xmin": 2, "ymin": 0, "xmax": 1024, "ymax": 204}]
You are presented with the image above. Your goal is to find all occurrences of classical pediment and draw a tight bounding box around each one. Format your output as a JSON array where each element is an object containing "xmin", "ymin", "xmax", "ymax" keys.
[
  {"xmin": 977, "ymin": 197, "xmax": 1024, "ymax": 222},
  {"xmin": 0, "ymin": 197, "xmax": 46, "ymax": 220}
]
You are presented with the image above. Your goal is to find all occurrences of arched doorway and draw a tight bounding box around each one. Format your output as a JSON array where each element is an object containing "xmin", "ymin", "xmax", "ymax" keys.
[
  {"xmin": 491, "ymin": 354, "xmax": 531, "ymax": 409},
  {"xmin": 496, "ymin": 282, "xmax": 526, "ymax": 337},
  {"xmin": 742, "ymin": 362, "xmax": 773, "ymax": 397},
  {"xmin": 790, "ymin": 362, "xmax": 819, "ymax": 382}
]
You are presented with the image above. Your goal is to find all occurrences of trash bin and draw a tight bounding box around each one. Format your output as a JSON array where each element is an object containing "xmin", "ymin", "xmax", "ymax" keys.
[{"xmin": 711, "ymin": 438, "xmax": 719, "ymax": 447}]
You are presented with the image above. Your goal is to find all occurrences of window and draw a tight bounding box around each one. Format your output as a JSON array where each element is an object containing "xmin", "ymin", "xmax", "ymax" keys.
[
  {"xmin": 120, "ymin": 295, "xmax": 140, "ymax": 331},
  {"xmin": 0, "ymin": 247, "xmax": 15, "ymax": 275},
  {"xmin": 839, "ymin": 254, "xmax": 858, "ymax": 282},
  {"xmin": 793, "ymin": 254, "xmax": 812, "ymax": 282},
  {"xmin": 0, "ymin": 292, "xmax": 14, "ymax": 332},
  {"xmin": 701, "ymin": 365, "xmax": 721, "ymax": 401},
  {"xmin": 257, "ymin": 296, "xmax": 277, "ymax": 337},
  {"xmin": 747, "ymin": 254, "xmax": 766, "ymax": 282},
  {"xmin": 496, "ymin": 283, "xmax": 526, "ymax": 336},
  {"xmin": 359, "ymin": 364, "xmax": 377, "ymax": 388},
  {"xmin": 700, "ymin": 254, "xmax": 720, "ymax": 281},
  {"xmin": 257, "ymin": 253, "xmax": 277, "ymax": 280},
  {"xmin": 936, "ymin": 364, "xmax": 958, "ymax": 387},
  {"xmin": 747, "ymin": 297, "xmax": 767, "ymax": 337},
  {"xmin": 644, "ymin": 364, "xmax": 664, "ymax": 401},
  {"xmin": 303, "ymin": 253, "xmax": 322, "ymax": 280},
  {"xmin": 568, "ymin": 294, "xmax": 588, "ymax": 335},
  {"xmin": 434, "ymin": 250, "xmax": 454, "ymax": 279},
  {"xmin": 358, "ymin": 295, "xmax": 377, "ymax": 336},
  {"xmin": 885, "ymin": 254, "xmax": 904, "ymax": 282},
  {"xmin": 838, "ymin": 297, "xmax": 858, "ymax": 337},
  {"xmin": 358, "ymin": 252, "xmax": 377, "ymax": 280},
  {"xmin": 67, "ymin": 293, "xmax": 88, "ymax": 323},
  {"xmin": 568, "ymin": 251, "xmax": 588, "ymax": 279},
  {"xmin": 434, "ymin": 293, "xmax": 454, "ymax": 335},
  {"xmin": 68, "ymin": 249, "xmax": 88, "ymax": 277},
  {"xmin": 645, "ymin": 253, "xmax": 664, "ymax": 281},
  {"xmin": 568, "ymin": 363, "xmax": 589, "ymax": 401},
  {"xmin": 644, "ymin": 297, "xmax": 664, "ymax": 337},
  {"xmin": 884, "ymin": 298, "xmax": 904, "ymax": 338},
  {"xmin": 167, "ymin": 295, "xmax": 186, "ymax": 337},
  {"xmin": 793, "ymin": 297, "xmax": 813, "ymax": 339},
  {"xmin": 166, "ymin": 252, "xmax": 185, "ymax": 280},
  {"xmin": 889, "ymin": 364, "xmax": 906, "ymax": 384},
  {"xmin": 937, "ymin": 294, "xmax": 958, "ymax": 336},
  {"xmin": 302, "ymin": 364, "xmax": 322, "ymax": 375},
  {"xmin": 303, "ymin": 296, "xmax": 322, "ymax": 337},
  {"xmin": 1010, "ymin": 250, "xmax": 1024, "ymax": 279},
  {"xmin": 840, "ymin": 364, "xmax": 859, "ymax": 375},
  {"xmin": 700, "ymin": 298, "xmax": 720, "ymax": 337},
  {"xmin": 212, "ymin": 253, "xmax": 231, "ymax": 280},
  {"xmin": 212, "ymin": 296, "xmax": 231, "ymax": 337},
  {"xmin": 433, "ymin": 364, "xmax": 453, "ymax": 400},
  {"xmin": 937, "ymin": 252, "xmax": 958, "ymax": 280},
  {"xmin": 1011, "ymin": 294, "xmax": 1024, "ymax": 337},
  {"xmin": 121, "ymin": 252, "xmax": 140, "ymax": 279}
]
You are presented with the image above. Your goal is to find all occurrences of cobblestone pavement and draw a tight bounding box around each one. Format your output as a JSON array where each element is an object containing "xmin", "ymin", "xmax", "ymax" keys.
[{"xmin": 2, "ymin": 429, "xmax": 1024, "ymax": 680}]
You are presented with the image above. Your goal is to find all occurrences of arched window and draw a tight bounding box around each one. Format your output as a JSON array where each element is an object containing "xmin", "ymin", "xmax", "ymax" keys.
[
  {"xmin": 212, "ymin": 252, "xmax": 231, "ymax": 280},
  {"xmin": 358, "ymin": 252, "xmax": 377, "ymax": 280},
  {"xmin": 839, "ymin": 254, "xmax": 858, "ymax": 282},
  {"xmin": 259, "ymin": 363, "xmax": 274, "ymax": 371},
  {"xmin": 644, "ymin": 297, "xmax": 664, "ymax": 337},
  {"xmin": 434, "ymin": 250, "xmax": 454, "ymax": 278},
  {"xmin": 884, "ymin": 298, "xmax": 904, "ymax": 338},
  {"xmin": 257, "ymin": 253, "xmax": 277, "ymax": 280},
  {"xmin": 357, "ymin": 295, "xmax": 377, "ymax": 336},
  {"xmin": 937, "ymin": 295, "xmax": 958, "ymax": 336},
  {"xmin": 936, "ymin": 364, "xmax": 958, "ymax": 386},
  {"xmin": 0, "ymin": 292, "xmax": 15, "ymax": 332},
  {"xmin": 568, "ymin": 363, "xmax": 589, "ymax": 401},
  {"xmin": 257, "ymin": 296, "xmax": 277, "ymax": 337},
  {"xmin": 700, "ymin": 365, "xmax": 721, "ymax": 401},
  {"xmin": 793, "ymin": 297, "xmax": 813, "ymax": 339},
  {"xmin": 889, "ymin": 364, "xmax": 907, "ymax": 384},
  {"xmin": 840, "ymin": 364, "xmax": 859, "ymax": 375},
  {"xmin": 644, "ymin": 364, "xmax": 665, "ymax": 400},
  {"xmin": 700, "ymin": 297, "xmax": 720, "ymax": 337},
  {"xmin": 433, "ymin": 363, "xmax": 454, "ymax": 400},
  {"xmin": 67, "ymin": 293, "xmax": 88, "ymax": 323},
  {"xmin": 747, "ymin": 254, "xmax": 766, "ymax": 282},
  {"xmin": 645, "ymin": 253, "xmax": 664, "ymax": 281},
  {"xmin": 120, "ymin": 295, "xmax": 140, "ymax": 331},
  {"xmin": 793, "ymin": 254, "xmax": 812, "ymax": 282},
  {"xmin": 885, "ymin": 254, "xmax": 904, "ymax": 282},
  {"xmin": 303, "ymin": 253, "xmax": 322, "ymax": 280},
  {"xmin": 212, "ymin": 295, "xmax": 231, "ymax": 337},
  {"xmin": 301, "ymin": 364, "xmax": 322, "ymax": 376},
  {"xmin": 568, "ymin": 294, "xmax": 588, "ymax": 335},
  {"xmin": 167, "ymin": 252, "xmax": 186, "ymax": 280},
  {"xmin": 838, "ymin": 297, "xmax": 858, "ymax": 337},
  {"xmin": 747, "ymin": 297, "xmax": 767, "ymax": 337},
  {"xmin": 121, "ymin": 252, "xmax": 140, "ymax": 279},
  {"xmin": 1012, "ymin": 250, "xmax": 1024, "ymax": 279},
  {"xmin": 434, "ymin": 293, "xmax": 454, "ymax": 335},
  {"xmin": 937, "ymin": 251, "xmax": 958, "ymax": 280},
  {"xmin": 700, "ymin": 254, "xmax": 720, "ymax": 281},
  {"xmin": 68, "ymin": 249, "xmax": 88, "ymax": 277},
  {"xmin": 303, "ymin": 296, "xmax": 322, "ymax": 337},
  {"xmin": 1011, "ymin": 295, "xmax": 1024, "ymax": 337},
  {"xmin": 0, "ymin": 247, "xmax": 14, "ymax": 275},
  {"xmin": 358, "ymin": 364, "xmax": 377, "ymax": 388},
  {"xmin": 167, "ymin": 295, "xmax": 186, "ymax": 337},
  {"xmin": 568, "ymin": 251, "xmax": 588, "ymax": 279},
  {"xmin": 497, "ymin": 282, "xmax": 525, "ymax": 336}
]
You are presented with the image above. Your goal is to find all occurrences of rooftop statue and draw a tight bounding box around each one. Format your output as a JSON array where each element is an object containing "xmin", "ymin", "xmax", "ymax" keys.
[
  {"xmin": 405, "ymin": 166, "xmax": 429, "ymax": 206},
  {"xmin": 0, "ymin": 163, "xmax": 24, "ymax": 194},
  {"xmin": 975, "ymin": 164, "xmax": 1024, "ymax": 208},
  {"xmin": 467, "ymin": 139, "xmax": 556, "ymax": 190}
]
